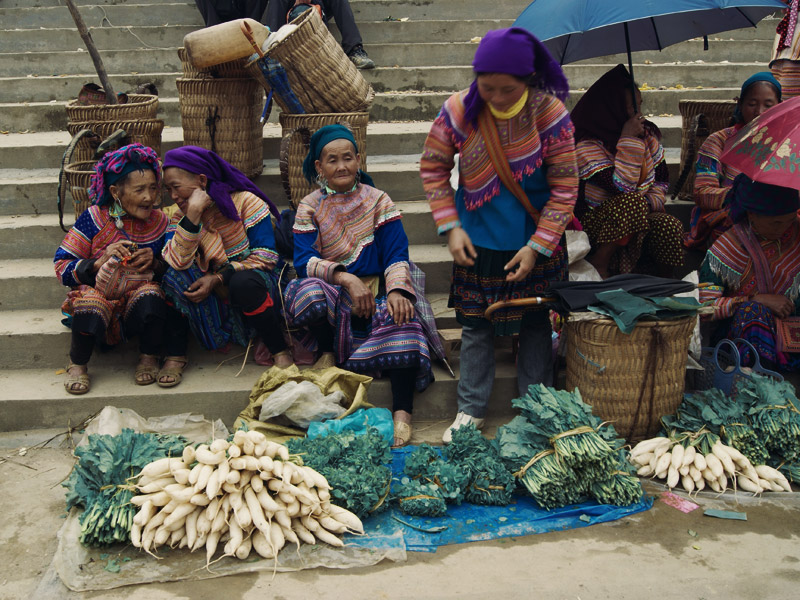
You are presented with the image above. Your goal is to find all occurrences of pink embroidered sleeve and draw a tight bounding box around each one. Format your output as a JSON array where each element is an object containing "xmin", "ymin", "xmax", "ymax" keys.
[
  {"xmin": 162, "ymin": 215, "xmax": 200, "ymax": 270},
  {"xmin": 385, "ymin": 261, "xmax": 416, "ymax": 300},
  {"xmin": 420, "ymin": 110, "xmax": 461, "ymax": 234}
]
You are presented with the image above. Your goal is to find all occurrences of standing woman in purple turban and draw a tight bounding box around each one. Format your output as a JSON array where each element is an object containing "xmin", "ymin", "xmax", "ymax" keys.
[
  {"xmin": 55, "ymin": 144, "xmax": 170, "ymax": 394},
  {"xmin": 158, "ymin": 146, "xmax": 288, "ymax": 386},
  {"xmin": 420, "ymin": 28, "xmax": 579, "ymax": 443},
  {"xmin": 699, "ymin": 175, "xmax": 800, "ymax": 371}
]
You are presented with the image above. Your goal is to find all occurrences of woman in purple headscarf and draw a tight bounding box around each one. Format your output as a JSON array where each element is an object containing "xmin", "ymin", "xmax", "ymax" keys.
[
  {"xmin": 420, "ymin": 28, "xmax": 578, "ymax": 443},
  {"xmin": 158, "ymin": 146, "xmax": 288, "ymax": 386}
]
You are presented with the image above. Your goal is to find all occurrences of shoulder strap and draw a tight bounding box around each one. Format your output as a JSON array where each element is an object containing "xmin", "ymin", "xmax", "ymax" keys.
[
  {"xmin": 733, "ymin": 222, "xmax": 775, "ymax": 294},
  {"xmin": 476, "ymin": 107, "xmax": 539, "ymax": 224}
]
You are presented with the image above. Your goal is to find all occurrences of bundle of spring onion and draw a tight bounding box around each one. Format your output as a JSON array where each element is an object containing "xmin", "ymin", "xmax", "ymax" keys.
[
  {"xmin": 130, "ymin": 430, "xmax": 363, "ymax": 565},
  {"xmin": 497, "ymin": 384, "xmax": 643, "ymax": 509},
  {"xmin": 629, "ymin": 435, "xmax": 792, "ymax": 494},
  {"xmin": 63, "ymin": 429, "xmax": 186, "ymax": 546}
]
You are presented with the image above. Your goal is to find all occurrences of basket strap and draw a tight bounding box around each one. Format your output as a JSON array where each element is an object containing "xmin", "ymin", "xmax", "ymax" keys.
[
  {"xmin": 279, "ymin": 126, "xmax": 311, "ymax": 209},
  {"xmin": 206, "ymin": 106, "xmax": 220, "ymax": 154},
  {"xmin": 58, "ymin": 128, "xmax": 95, "ymax": 232},
  {"xmin": 626, "ymin": 326, "xmax": 663, "ymax": 441}
]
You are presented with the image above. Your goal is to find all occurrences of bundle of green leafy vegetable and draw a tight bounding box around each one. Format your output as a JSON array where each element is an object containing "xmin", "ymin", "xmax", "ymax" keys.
[
  {"xmin": 443, "ymin": 425, "xmax": 516, "ymax": 506},
  {"xmin": 394, "ymin": 478, "xmax": 447, "ymax": 517},
  {"xmin": 513, "ymin": 385, "xmax": 615, "ymax": 473},
  {"xmin": 287, "ymin": 426, "xmax": 392, "ymax": 519},
  {"xmin": 737, "ymin": 375, "xmax": 800, "ymax": 463},
  {"xmin": 403, "ymin": 444, "xmax": 470, "ymax": 504},
  {"xmin": 63, "ymin": 429, "xmax": 185, "ymax": 546}
]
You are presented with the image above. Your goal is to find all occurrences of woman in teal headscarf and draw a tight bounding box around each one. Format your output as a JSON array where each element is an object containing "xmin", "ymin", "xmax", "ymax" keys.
[{"xmin": 283, "ymin": 124, "xmax": 444, "ymax": 447}]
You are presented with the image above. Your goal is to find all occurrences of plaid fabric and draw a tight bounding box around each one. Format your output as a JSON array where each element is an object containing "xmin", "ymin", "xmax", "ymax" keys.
[
  {"xmin": 257, "ymin": 57, "xmax": 305, "ymax": 114},
  {"xmin": 409, "ymin": 261, "xmax": 446, "ymax": 363}
]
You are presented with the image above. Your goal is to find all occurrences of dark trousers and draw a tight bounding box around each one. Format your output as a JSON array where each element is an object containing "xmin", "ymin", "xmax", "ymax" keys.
[
  {"xmin": 264, "ymin": 0, "xmax": 363, "ymax": 54},
  {"xmin": 194, "ymin": 0, "xmax": 268, "ymax": 26},
  {"xmin": 229, "ymin": 270, "xmax": 288, "ymax": 355}
]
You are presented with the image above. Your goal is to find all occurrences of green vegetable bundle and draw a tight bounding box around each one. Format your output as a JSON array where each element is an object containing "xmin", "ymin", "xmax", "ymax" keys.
[
  {"xmin": 404, "ymin": 444, "xmax": 470, "ymax": 504},
  {"xmin": 515, "ymin": 449, "xmax": 585, "ymax": 510},
  {"xmin": 286, "ymin": 427, "xmax": 391, "ymax": 519},
  {"xmin": 443, "ymin": 426, "xmax": 515, "ymax": 506},
  {"xmin": 394, "ymin": 478, "xmax": 447, "ymax": 517},
  {"xmin": 738, "ymin": 375, "xmax": 800, "ymax": 463},
  {"xmin": 63, "ymin": 429, "xmax": 185, "ymax": 546},
  {"xmin": 513, "ymin": 385, "xmax": 614, "ymax": 472},
  {"xmin": 590, "ymin": 472, "xmax": 643, "ymax": 507}
]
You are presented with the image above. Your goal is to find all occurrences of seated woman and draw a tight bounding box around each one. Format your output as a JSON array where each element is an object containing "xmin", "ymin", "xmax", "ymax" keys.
[
  {"xmin": 700, "ymin": 174, "xmax": 800, "ymax": 371},
  {"xmin": 685, "ymin": 72, "xmax": 782, "ymax": 249},
  {"xmin": 55, "ymin": 144, "xmax": 170, "ymax": 394},
  {"xmin": 284, "ymin": 124, "xmax": 439, "ymax": 447},
  {"xmin": 159, "ymin": 146, "xmax": 289, "ymax": 386},
  {"xmin": 570, "ymin": 64, "xmax": 684, "ymax": 279}
]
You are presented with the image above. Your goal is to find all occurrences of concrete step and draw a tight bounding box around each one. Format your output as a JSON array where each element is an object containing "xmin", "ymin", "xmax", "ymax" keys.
[
  {"xmin": 0, "ymin": 4, "xmax": 203, "ymax": 29},
  {"xmin": 0, "ymin": 355, "xmax": 518, "ymax": 431},
  {"xmin": 0, "ymin": 87, "xmax": 741, "ymax": 132},
  {"xmin": 6, "ymin": 0, "xmax": 178, "ymax": 6},
  {"xmin": 0, "ymin": 146, "xmax": 685, "ymax": 219},
  {"xmin": 0, "ymin": 19, "xmax": 522, "ymax": 53},
  {"xmin": 0, "ymin": 291, "xmax": 457, "ymax": 368},
  {"xmin": 0, "ymin": 38, "xmax": 775, "ymax": 80}
]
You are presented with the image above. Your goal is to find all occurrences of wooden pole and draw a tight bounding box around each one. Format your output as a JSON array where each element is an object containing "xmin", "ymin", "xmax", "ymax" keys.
[{"xmin": 63, "ymin": 0, "xmax": 118, "ymax": 104}]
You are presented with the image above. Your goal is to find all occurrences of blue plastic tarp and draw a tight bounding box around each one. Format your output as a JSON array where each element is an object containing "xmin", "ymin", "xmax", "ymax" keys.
[{"xmin": 347, "ymin": 447, "xmax": 653, "ymax": 553}]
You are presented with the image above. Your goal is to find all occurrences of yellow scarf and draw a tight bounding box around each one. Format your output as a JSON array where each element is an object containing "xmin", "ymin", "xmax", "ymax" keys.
[{"xmin": 488, "ymin": 88, "xmax": 529, "ymax": 120}]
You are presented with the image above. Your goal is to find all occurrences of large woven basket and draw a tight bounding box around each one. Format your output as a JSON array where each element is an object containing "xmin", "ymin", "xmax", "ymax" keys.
[
  {"xmin": 564, "ymin": 316, "xmax": 696, "ymax": 443},
  {"xmin": 176, "ymin": 78, "xmax": 264, "ymax": 178},
  {"xmin": 256, "ymin": 9, "xmax": 374, "ymax": 114},
  {"xmin": 279, "ymin": 112, "xmax": 369, "ymax": 206},
  {"xmin": 64, "ymin": 160, "xmax": 96, "ymax": 217},
  {"xmin": 65, "ymin": 94, "xmax": 159, "ymax": 124},
  {"xmin": 178, "ymin": 47, "xmax": 250, "ymax": 79},
  {"xmin": 66, "ymin": 119, "xmax": 164, "ymax": 163},
  {"xmin": 673, "ymin": 99, "xmax": 736, "ymax": 200}
]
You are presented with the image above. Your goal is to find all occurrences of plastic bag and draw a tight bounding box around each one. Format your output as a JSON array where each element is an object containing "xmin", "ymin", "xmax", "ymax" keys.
[
  {"xmin": 307, "ymin": 407, "xmax": 394, "ymax": 445},
  {"xmin": 258, "ymin": 380, "xmax": 347, "ymax": 428}
]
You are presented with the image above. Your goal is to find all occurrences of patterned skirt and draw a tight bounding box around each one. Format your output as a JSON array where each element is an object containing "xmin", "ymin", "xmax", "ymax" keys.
[
  {"xmin": 729, "ymin": 300, "xmax": 800, "ymax": 371},
  {"xmin": 582, "ymin": 192, "xmax": 684, "ymax": 275},
  {"xmin": 61, "ymin": 283, "xmax": 164, "ymax": 347},
  {"xmin": 772, "ymin": 59, "xmax": 800, "ymax": 100},
  {"xmin": 284, "ymin": 277, "xmax": 434, "ymax": 392},
  {"xmin": 449, "ymin": 244, "xmax": 568, "ymax": 336},
  {"xmin": 162, "ymin": 265, "xmax": 276, "ymax": 351}
]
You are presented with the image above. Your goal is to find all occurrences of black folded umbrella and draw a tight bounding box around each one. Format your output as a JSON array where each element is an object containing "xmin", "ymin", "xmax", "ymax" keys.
[{"xmin": 548, "ymin": 274, "xmax": 696, "ymax": 313}]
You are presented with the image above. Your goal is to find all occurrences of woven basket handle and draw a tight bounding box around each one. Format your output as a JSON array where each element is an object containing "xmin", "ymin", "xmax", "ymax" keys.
[
  {"xmin": 241, "ymin": 20, "xmax": 265, "ymax": 58},
  {"xmin": 279, "ymin": 125, "xmax": 311, "ymax": 209},
  {"xmin": 58, "ymin": 128, "xmax": 95, "ymax": 232}
]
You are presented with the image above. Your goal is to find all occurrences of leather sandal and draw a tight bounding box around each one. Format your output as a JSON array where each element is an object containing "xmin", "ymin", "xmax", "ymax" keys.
[
  {"xmin": 312, "ymin": 352, "xmax": 337, "ymax": 370},
  {"xmin": 273, "ymin": 349, "xmax": 294, "ymax": 369},
  {"xmin": 392, "ymin": 420, "xmax": 413, "ymax": 448},
  {"xmin": 157, "ymin": 356, "xmax": 188, "ymax": 388},
  {"xmin": 64, "ymin": 363, "xmax": 90, "ymax": 395},
  {"xmin": 135, "ymin": 354, "xmax": 159, "ymax": 386}
]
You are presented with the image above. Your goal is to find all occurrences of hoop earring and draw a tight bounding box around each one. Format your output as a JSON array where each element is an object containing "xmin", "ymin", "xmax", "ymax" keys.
[{"xmin": 315, "ymin": 172, "xmax": 328, "ymax": 190}]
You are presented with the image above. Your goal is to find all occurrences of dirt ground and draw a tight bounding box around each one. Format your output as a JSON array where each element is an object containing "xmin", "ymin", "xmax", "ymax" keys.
[{"xmin": 2, "ymin": 430, "xmax": 799, "ymax": 600}]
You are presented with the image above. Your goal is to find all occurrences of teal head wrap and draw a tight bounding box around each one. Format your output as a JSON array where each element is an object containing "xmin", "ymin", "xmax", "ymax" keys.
[{"xmin": 301, "ymin": 124, "xmax": 374, "ymax": 187}]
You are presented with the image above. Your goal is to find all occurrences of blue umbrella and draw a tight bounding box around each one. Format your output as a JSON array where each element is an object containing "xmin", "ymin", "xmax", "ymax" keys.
[{"xmin": 514, "ymin": 0, "xmax": 785, "ymax": 110}]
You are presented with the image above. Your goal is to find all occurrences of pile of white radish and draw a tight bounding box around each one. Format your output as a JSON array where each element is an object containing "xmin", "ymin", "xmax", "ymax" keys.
[
  {"xmin": 129, "ymin": 430, "xmax": 364, "ymax": 566},
  {"xmin": 630, "ymin": 436, "xmax": 792, "ymax": 495}
]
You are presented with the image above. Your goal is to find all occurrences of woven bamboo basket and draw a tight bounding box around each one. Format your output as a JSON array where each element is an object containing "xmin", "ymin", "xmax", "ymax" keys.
[
  {"xmin": 64, "ymin": 160, "xmax": 97, "ymax": 217},
  {"xmin": 176, "ymin": 78, "xmax": 264, "ymax": 178},
  {"xmin": 178, "ymin": 47, "xmax": 250, "ymax": 79},
  {"xmin": 66, "ymin": 119, "xmax": 164, "ymax": 163},
  {"xmin": 259, "ymin": 9, "xmax": 374, "ymax": 114},
  {"xmin": 279, "ymin": 112, "xmax": 369, "ymax": 206},
  {"xmin": 673, "ymin": 99, "xmax": 736, "ymax": 200},
  {"xmin": 65, "ymin": 94, "xmax": 159, "ymax": 124},
  {"xmin": 564, "ymin": 316, "xmax": 696, "ymax": 443}
]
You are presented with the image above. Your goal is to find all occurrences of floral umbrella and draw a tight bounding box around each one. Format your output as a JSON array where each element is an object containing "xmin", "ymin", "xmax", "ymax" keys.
[{"xmin": 721, "ymin": 96, "xmax": 800, "ymax": 189}]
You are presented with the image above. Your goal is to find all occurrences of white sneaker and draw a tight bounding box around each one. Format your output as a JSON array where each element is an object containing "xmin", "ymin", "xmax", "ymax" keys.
[{"xmin": 442, "ymin": 411, "xmax": 485, "ymax": 444}]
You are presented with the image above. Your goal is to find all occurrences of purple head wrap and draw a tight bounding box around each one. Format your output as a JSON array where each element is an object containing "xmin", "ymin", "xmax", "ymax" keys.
[
  {"xmin": 89, "ymin": 143, "xmax": 161, "ymax": 207},
  {"xmin": 463, "ymin": 27, "xmax": 569, "ymax": 124},
  {"xmin": 162, "ymin": 146, "xmax": 279, "ymax": 222}
]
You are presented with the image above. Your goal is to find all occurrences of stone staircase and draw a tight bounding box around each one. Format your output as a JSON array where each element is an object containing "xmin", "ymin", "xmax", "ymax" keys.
[{"xmin": 0, "ymin": 0, "xmax": 779, "ymax": 431}]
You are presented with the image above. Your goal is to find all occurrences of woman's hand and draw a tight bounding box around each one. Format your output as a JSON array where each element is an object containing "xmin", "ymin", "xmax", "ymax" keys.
[
  {"xmin": 185, "ymin": 187, "xmax": 212, "ymax": 225},
  {"xmin": 621, "ymin": 113, "xmax": 646, "ymax": 138},
  {"xmin": 387, "ymin": 290, "xmax": 415, "ymax": 325},
  {"xmin": 446, "ymin": 227, "xmax": 477, "ymax": 267},
  {"xmin": 184, "ymin": 273, "xmax": 221, "ymax": 303},
  {"xmin": 504, "ymin": 245, "xmax": 538, "ymax": 282},
  {"xmin": 127, "ymin": 246, "xmax": 154, "ymax": 273},
  {"xmin": 753, "ymin": 293, "xmax": 794, "ymax": 319},
  {"xmin": 339, "ymin": 272, "xmax": 376, "ymax": 319},
  {"xmin": 94, "ymin": 240, "xmax": 134, "ymax": 271}
]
